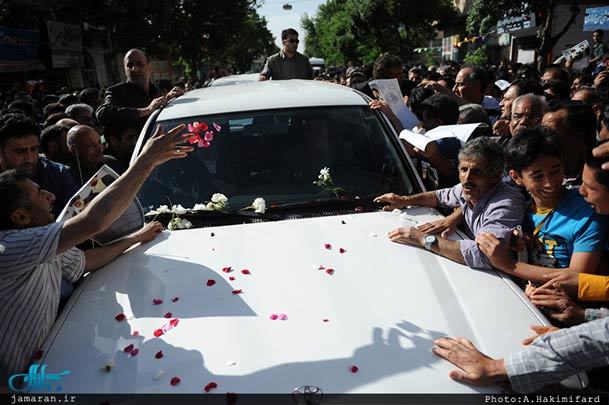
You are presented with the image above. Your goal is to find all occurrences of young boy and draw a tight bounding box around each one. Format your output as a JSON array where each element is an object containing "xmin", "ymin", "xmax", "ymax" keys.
[{"xmin": 475, "ymin": 127, "xmax": 607, "ymax": 283}]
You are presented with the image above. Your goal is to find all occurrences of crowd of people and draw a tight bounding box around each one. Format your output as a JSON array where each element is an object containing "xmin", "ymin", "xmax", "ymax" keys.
[{"xmin": 2, "ymin": 26, "xmax": 609, "ymax": 393}]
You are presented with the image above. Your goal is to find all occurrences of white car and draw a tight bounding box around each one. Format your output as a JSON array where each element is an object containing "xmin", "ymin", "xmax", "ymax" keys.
[{"xmin": 41, "ymin": 80, "xmax": 582, "ymax": 394}]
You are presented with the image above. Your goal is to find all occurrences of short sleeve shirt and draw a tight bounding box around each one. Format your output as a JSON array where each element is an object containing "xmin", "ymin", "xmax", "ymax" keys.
[{"xmin": 0, "ymin": 223, "xmax": 85, "ymax": 379}]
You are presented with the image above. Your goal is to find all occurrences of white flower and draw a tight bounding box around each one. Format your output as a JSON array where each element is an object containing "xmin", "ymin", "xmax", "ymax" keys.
[
  {"xmin": 318, "ymin": 167, "xmax": 331, "ymax": 182},
  {"xmin": 156, "ymin": 205, "xmax": 171, "ymax": 214},
  {"xmin": 211, "ymin": 193, "xmax": 228, "ymax": 205},
  {"xmin": 0, "ymin": 243, "xmax": 5, "ymax": 254},
  {"xmin": 171, "ymin": 204, "xmax": 188, "ymax": 215},
  {"xmin": 252, "ymin": 197, "xmax": 266, "ymax": 214},
  {"xmin": 168, "ymin": 217, "xmax": 193, "ymax": 230},
  {"xmin": 192, "ymin": 203, "xmax": 209, "ymax": 211},
  {"xmin": 206, "ymin": 202, "xmax": 225, "ymax": 211},
  {"xmin": 101, "ymin": 358, "xmax": 115, "ymax": 373}
]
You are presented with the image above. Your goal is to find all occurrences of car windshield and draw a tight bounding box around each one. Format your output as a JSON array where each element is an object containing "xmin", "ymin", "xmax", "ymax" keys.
[{"xmin": 137, "ymin": 106, "xmax": 414, "ymax": 217}]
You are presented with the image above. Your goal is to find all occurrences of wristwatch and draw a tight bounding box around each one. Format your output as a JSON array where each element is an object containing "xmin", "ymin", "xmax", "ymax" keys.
[{"xmin": 424, "ymin": 235, "xmax": 437, "ymax": 251}]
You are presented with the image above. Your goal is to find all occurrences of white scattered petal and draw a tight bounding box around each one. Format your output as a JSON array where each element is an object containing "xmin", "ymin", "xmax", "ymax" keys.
[
  {"xmin": 392, "ymin": 209, "xmax": 401, "ymax": 215},
  {"xmin": 153, "ymin": 370, "xmax": 165, "ymax": 381},
  {"xmin": 168, "ymin": 217, "xmax": 193, "ymax": 230},
  {"xmin": 225, "ymin": 360, "xmax": 237, "ymax": 367},
  {"xmin": 252, "ymin": 197, "xmax": 266, "ymax": 214},
  {"xmin": 369, "ymin": 232, "xmax": 378, "ymax": 238},
  {"xmin": 192, "ymin": 203, "xmax": 210, "ymax": 211}
]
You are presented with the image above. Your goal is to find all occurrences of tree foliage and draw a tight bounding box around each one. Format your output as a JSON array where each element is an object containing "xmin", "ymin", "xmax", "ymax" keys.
[
  {"xmin": 0, "ymin": 0, "xmax": 277, "ymax": 75},
  {"xmin": 301, "ymin": 0, "xmax": 456, "ymax": 65}
]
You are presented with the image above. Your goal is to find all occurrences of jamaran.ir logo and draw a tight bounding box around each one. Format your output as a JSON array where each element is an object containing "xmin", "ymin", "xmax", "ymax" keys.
[{"xmin": 8, "ymin": 364, "xmax": 71, "ymax": 392}]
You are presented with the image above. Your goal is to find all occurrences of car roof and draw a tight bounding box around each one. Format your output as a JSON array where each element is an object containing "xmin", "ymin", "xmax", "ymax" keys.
[
  {"xmin": 158, "ymin": 80, "xmax": 369, "ymax": 120},
  {"xmin": 209, "ymin": 73, "xmax": 260, "ymax": 87}
]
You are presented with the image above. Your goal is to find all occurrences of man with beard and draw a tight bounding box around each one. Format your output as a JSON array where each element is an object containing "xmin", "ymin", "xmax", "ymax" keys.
[
  {"xmin": 374, "ymin": 137, "xmax": 525, "ymax": 270},
  {"xmin": 96, "ymin": 48, "xmax": 183, "ymax": 133},
  {"xmin": 0, "ymin": 116, "xmax": 77, "ymax": 216}
]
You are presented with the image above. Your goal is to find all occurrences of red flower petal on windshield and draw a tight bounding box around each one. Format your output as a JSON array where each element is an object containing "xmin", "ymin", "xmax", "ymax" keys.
[
  {"xmin": 172, "ymin": 297, "xmax": 179, "ymax": 303},
  {"xmin": 206, "ymin": 279, "xmax": 216, "ymax": 286},
  {"xmin": 324, "ymin": 243, "xmax": 332, "ymax": 250},
  {"xmin": 232, "ymin": 289, "xmax": 243, "ymax": 295},
  {"xmin": 132, "ymin": 331, "xmax": 140, "ymax": 336},
  {"xmin": 213, "ymin": 122, "xmax": 222, "ymax": 132},
  {"xmin": 339, "ymin": 248, "xmax": 346, "ymax": 254},
  {"xmin": 32, "ymin": 350, "xmax": 44, "ymax": 361},
  {"xmin": 325, "ymin": 268, "xmax": 334, "ymax": 275},
  {"xmin": 229, "ymin": 276, "xmax": 235, "ymax": 281},
  {"xmin": 204, "ymin": 131, "xmax": 214, "ymax": 142},
  {"xmin": 350, "ymin": 365, "xmax": 359, "ymax": 373},
  {"xmin": 203, "ymin": 382, "xmax": 218, "ymax": 392},
  {"xmin": 164, "ymin": 312, "xmax": 172, "ymax": 318},
  {"xmin": 153, "ymin": 298, "xmax": 163, "ymax": 305},
  {"xmin": 170, "ymin": 376, "xmax": 181, "ymax": 386},
  {"xmin": 153, "ymin": 329, "xmax": 164, "ymax": 337},
  {"xmin": 222, "ymin": 267, "xmax": 232, "ymax": 273},
  {"xmin": 188, "ymin": 123, "xmax": 194, "ymax": 132},
  {"xmin": 169, "ymin": 318, "xmax": 180, "ymax": 327},
  {"xmin": 130, "ymin": 348, "xmax": 139, "ymax": 356},
  {"xmin": 123, "ymin": 344, "xmax": 134, "ymax": 353},
  {"xmin": 155, "ymin": 350, "xmax": 163, "ymax": 359},
  {"xmin": 115, "ymin": 313, "xmax": 126, "ymax": 321},
  {"xmin": 187, "ymin": 134, "xmax": 200, "ymax": 144},
  {"xmin": 241, "ymin": 269, "xmax": 251, "ymax": 275},
  {"xmin": 201, "ymin": 140, "xmax": 211, "ymax": 148}
]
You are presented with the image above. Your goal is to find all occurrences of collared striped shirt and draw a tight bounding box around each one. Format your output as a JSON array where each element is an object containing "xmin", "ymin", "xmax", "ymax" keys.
[
  {"xmin": 0, "ymin": 222, "xmax": 84, "ymax": 380},
  {"xmin": 505, "ymin": 317, "xmax": 609, "ymax": 393}
]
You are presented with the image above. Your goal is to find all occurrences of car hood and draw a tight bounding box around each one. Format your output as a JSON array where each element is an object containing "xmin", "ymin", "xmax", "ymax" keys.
[{"xmin": 42, "ymin": 208, "xmax": 548, "ymax": 393}]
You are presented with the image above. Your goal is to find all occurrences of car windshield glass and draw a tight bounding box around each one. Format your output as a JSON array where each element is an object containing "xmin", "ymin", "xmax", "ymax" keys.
[{"xmin": 137, "ymin": 106, "xmax": 413, "ymax": 215}]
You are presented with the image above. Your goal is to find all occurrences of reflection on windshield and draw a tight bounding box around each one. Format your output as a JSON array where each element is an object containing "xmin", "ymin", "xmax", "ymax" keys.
[{"xmin": 137, "ymin": 107, "xmax": 413, "ymax": 214}]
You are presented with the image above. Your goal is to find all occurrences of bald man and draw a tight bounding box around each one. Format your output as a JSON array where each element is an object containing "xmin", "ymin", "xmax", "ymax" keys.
[
  {"xmin": 66, "ymin": 125, "xmax": 122, "ymax": 186},
  {"xmin": 96, "ymin": 48, "xmax": 183, "ymax": 133}
]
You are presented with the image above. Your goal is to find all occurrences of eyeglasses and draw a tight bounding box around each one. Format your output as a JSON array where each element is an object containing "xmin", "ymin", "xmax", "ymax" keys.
[
  {"xmin": 511, "ymin": 112, "xmax": 542, "ymax": 122},
  {"xmin": 285, "ymin": 39, "xmax": 299, "ymax": 44}
]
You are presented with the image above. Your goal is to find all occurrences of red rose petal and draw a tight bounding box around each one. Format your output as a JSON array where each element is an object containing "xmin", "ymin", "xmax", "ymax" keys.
[
  {"xmin": 153, "ymin": 329, "xmax": 164, "ymax": 337},
  {"xmin": 171, "ymin": 297, "xmax": 179, "ymax": 303},
  {"xmin": 322, "ymin": 319, "xmax": 329, "ymax": 322},
  {"xmin": 350, "ymin": 365, "xmax": 359, "ymax": 373},
  {"xmin": 318, "ymin": 265, "xmax": 325, "ymax": 270},
  {"xmin": 339, "ymin": 248, "xmax": 346, "ymax": 254},
  {"xmin": 169, "ymin": 318, "xmax": 180, "ymax": 327},
  {"xmin": 132, "ymin": 331, "xmax": 140, "ymax": 336},
  {"xmin": 114, "ymin": 313, "xmax": 126, "ymax": 322},
  {"xmin": 269, "ymin": 314, "xmax": 278, "ymax": 320},
  {"xmin": 164, "ymin": 312, "xmax": 172, "ymax": 318},
  {"xmin": 206, "ymin": 279, "xmax": 216, "ymax": 286},
  {"xmin": 153, "ymin": 298, "xmax": 163, "ymax": 305},
  {"xmin": 241, "ymin": 269, "xmax": 251, "ymax": 275},
  {"xmin": 325, "ymin": 268, "xmax": 334, "ymax": 275},
  {"xmin": 324, "ymin": 243, "xmax": 332, "ymax": 250},
  {"xmin": 170, "ymin": 376, "xmax": 181, "ymax": 386},
  {"xmin": 32, "ymin": 350, "xmax": 44, "ymax": 361},
  {"xmin": 232, "ymin": 289, "xmax": 243, "ymax": 295},
  {"xmin": 203, "ymin": 381, "xmax": 218, "ymax": 392},
  {"xmin": 222, "ymin": 266, "xmax": 232, "ymax": 273},
  {"xmin": 123, "ymin": 344, "xmax": 134, "ymax": 353},
  {"xmin": 155, "ymin": 350, "xmax": 163, "ymax": 359},
  {"xmin": 229, "ymin": 276, "xmax": 235, "ymax": 281},
  {"xmin": 130, "ymin": 348, "xmax": 139, "ymax": 356}
]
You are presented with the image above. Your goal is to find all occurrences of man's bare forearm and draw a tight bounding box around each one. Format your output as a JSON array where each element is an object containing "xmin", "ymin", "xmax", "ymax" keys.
[
  {"xmin": 403, "ymin": 191, "xmax": 439, "ymax": 208},
  {"xmin": 59, "ymin": 158, "xmax": 154, "ymax": 252},
  {"xmin": 430, "ymin": 237, "xmax": 466, "ymax": 265},
  {"xmin": 83, "ymin": 235, "xmax": 139, "ymax": 272}
]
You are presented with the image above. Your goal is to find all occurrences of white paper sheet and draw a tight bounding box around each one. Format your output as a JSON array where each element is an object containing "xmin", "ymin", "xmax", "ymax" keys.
[
  {"xmin": 369, "ymin": 78, "xmax": 420, "ymax": 130},
  {"xmin": 399, "ymin": 123, "xmax": 484, "ymax": 151}
]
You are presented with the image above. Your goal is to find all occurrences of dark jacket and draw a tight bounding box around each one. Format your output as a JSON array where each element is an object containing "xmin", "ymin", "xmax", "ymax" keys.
[
  {"xmin": 34, "ymin": 157, "xmax": 79, "ymax": 217},
  {"xmin": 96, "ymin": 81, "xmax": 160, "ymax": 132}
]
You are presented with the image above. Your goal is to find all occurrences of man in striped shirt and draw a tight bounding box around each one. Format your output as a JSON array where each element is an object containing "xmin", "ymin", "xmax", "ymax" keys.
[{"xmin": 0, "ymin": 123, "xmax": 193, "ymax": 383}]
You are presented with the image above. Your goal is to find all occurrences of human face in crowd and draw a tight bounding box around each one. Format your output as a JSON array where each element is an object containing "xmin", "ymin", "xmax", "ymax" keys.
[
  {"xmin": 14, "ymin": 179, "xmax": 56, "ymax": 227},
  {"xmin": 593, "ymin": 31, "xmax": 603, "ymax": 44},
  {"xmin": 458, "ymin": 157, "xmax": 499, "ymax": 206},
  {"xmin": 541, "ymin": 70, "xmax": 560, "ymax": 85},
  {"xmin": 111, "ymin": 128, "xmax": 139, "ymax": 162},
  {"xmin": 386, "ymin": 65, "xmax": 404, "ymax": 83},
  {"xmin": 509, "ymin": 99, "xmax": 542, "ymax": 136},
  {"xmin": 124, "ymin": 50, "xmax": 151, "ymax": 89},
  {"xmin": 600, "ymin": 120, "xmax": 609, "ymax": 141},
  {"xmin": 283, "ymin": 34, "xmax": 299, "ymax": 55},
  {"xmin": 453, "ymin": 68, "xmax": 482, "ymax": 104},
  {"xmin": 47, "ymin": 128, "xmax": 70, "ymax": 164},
  {"xmin": 499, "ymin": 85, "xmax": 518, "ymax": 119},
  {"xmin": 570, "ymin": 77, "xmax": 582, "ymax": 95},
  {"xmin": 0, "ymin": 135, "xmax": 40, "ymax": 176},
  {"xmin": 73, "ymin": 110, "xmax": 96, "ymax": 127},
  {"xmin": 73, "ymin": 128, "xmax": 104, "ymax": 169},
  {"xmin": 510, "ymin": 154, "xmax": 564, "ymax": 209},
  {"xmin": 580, "ymin": 164, "xmax": 609, "ymax": 215}
]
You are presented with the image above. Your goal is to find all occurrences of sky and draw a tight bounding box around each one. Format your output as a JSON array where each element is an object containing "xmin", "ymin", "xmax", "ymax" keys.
[{"xmin": 257, "ymin": 0, "xmax": 326, "ymax": 53}]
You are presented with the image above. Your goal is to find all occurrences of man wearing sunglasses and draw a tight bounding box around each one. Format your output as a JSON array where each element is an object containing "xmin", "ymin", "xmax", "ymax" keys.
[{"xmin": 259, "ymin": 28, "xmax": 313, "ymax": 81}]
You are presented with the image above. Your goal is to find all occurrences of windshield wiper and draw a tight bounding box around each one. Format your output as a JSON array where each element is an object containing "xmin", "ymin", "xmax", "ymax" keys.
[
  {"xmin": 146, "ymin": 209, "xmax": 281, "ymax": 222},
  {"xmin": 268, "ymin": 197, "xmax": 383, "ymax": 212}
]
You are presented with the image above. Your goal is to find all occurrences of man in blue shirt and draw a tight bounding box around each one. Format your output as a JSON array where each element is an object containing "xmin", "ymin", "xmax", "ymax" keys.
[{"xmin": 0, "ymin": 116, "xmax": 78, "ymax": 216}]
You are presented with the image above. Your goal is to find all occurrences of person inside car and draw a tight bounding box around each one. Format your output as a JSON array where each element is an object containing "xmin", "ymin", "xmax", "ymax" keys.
[
  {"xmin": 374, "ymin": 137, "xmax": 525, "ymax": 270},
  {"xmin": 0, "ymin": 123, "xmax": 193, "ymax": 383}
]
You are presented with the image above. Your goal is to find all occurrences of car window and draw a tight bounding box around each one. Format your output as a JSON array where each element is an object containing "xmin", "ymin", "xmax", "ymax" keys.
[{"xmin": 137, "ymin": 106, "xmax": 414, "ymax": 218}]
